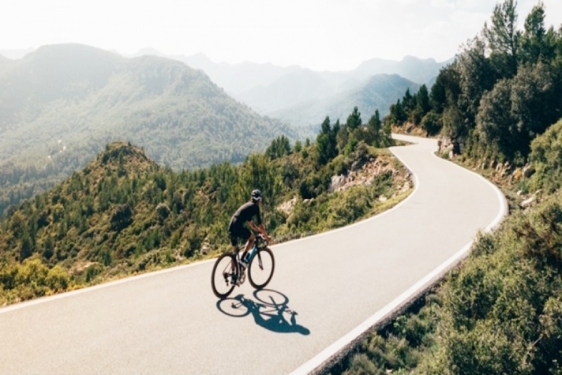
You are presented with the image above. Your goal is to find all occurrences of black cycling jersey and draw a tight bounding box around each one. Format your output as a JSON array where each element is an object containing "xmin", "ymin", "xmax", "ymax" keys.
[
  {"xmin": 228, "ymin": 200, "xmax": 262, "ymax": 247},
  {"xmin": 230, "ymin": 201, "xmax": 262, "ymax": 226}
]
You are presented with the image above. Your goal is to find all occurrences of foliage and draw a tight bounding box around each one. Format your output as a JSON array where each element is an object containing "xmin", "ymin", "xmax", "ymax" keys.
[
  {"xmin": 483, "ymin": 0, "xmax": 520, "ymax": 78},
  {"xmin": 332, "ymin": 293, "xmax": 441, "ymax": 375},
  {"xmin": 419, "ymin": 193, "xmax": 562, "ymax": 374},
  {"xmin": 335, "ymin": 4, "xmax": 562, "ymax": 374},
  {"xmin": 338, "ymin": 190, "xmax": 562, "ymax": 375},
  {"xmin": 420, "ymin": 111, "xmax": 442, "ymax": 136},
  {"xmin": 316, "ymin": 117, "xmax": 339, "ymax": 165},
  {"xmin": 476, "ymin": 63, "xmax": 562, "ymax": 163},
  {"xmin": 529, "ymin": 119, "xmax": 562, "ymax": 193},
  {"xmin": 346, "ymin": 107, "xmax": 363, "ymax": 132},
  {"xmin": 0, "ymin": 113, "xmax": 408, "ymax": 304},
  {"xmin": 390, "ymin": 84, "xmax": 435, "ymax": 134},
  {"xmin": 0, "ymin": 44, "xmax": 300, "ymax": 216},
  {"xmin": 0, "ymin": 259, "xmax": 71, "ymax": 303},
  {"xmin": 265, "ymin": 135, "xmax": 292, "ymax": 160},
  {"xmin": 390, "ymin": 0, "xmax": 562, "ymax": 166},
  {"xmin": 271, "ymin": 74, "xmax": 419, "ymax": 129}
]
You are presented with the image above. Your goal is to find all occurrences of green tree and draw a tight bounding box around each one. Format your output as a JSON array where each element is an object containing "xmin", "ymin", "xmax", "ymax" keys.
[
  {"xmin": 265, "ymin": 135, "xmax": 292, "ymax": 160},
  {"xmin": 239, "ymin": 154, "xmax": 281, "ymax": 208},
  {"xmin": 457, "ymin": 36, "xmax": 499, "ymax": 130},
  {"xmin": 421, "ymin": 111, "xmax": 442, "ymax": 136},
  {"xmin": 43, "ymin": 235, "xmax": 54, "ymax": 260},
  {"xmin": 529, "ymin": 119, "xmax": 562, "ymax": 192},
  {"xmin": 509, "ymin": 63, "xmax": 562, "ymax": 152},
  {"xmin": 316, "ymin": 117, "xmax": 338, "ymax": 165},
  {"xmin": 389, "ymin": 100, "xmax": 407, "ymax": 125},
  {"xmin": 476, "ymin": 78, "xmax": 516, "ymax": 160},
  {"xmin": 20, "ymin": 233, "xmax": 33, "ymax": 262},
  {"xmin": 402, "ymin": 88, "xmax": 415, "ymax": 113},
  {"xmin": 476, "ymin": 63, "xmax": 562, "ymax": 162},
  {"xmin": 519, "ymin": 2, "xmax": 549, "ymax": 65},
  {"xmin": 416, "ymin": 84, "xmax": 431, "ymax": 115},
  {"xmin": 368, "ymin": 110, "xmax": 382, "ymax": 134},
  {"xmin": 367, "ymin": 110, "xmax": 385, "ymax": 147},
  {"xmin": 346, "ymin": 107, "xmax": 362, "ymax": 132},
  {"xmin": 430, "ymin": 65, "xmax": 461, "ymax": 114},
  {"xmin": 483, "ymin": 0, "xmax": 520, "ymax": 78},
  {"xmin": 442, "ymin": 104, "xmax": 466, "ymax": 141}
]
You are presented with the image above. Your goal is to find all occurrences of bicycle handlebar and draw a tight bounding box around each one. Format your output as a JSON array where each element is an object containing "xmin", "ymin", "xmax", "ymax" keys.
[{"xmin": 256, "ymin": 233, "xmax": 269, "ymax": 246}]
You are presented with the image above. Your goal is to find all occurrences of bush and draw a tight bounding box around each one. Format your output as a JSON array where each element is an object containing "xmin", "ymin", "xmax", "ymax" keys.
[
  {"xmin": 421, "ymin": 111, "xmax": 442, "ymax": 136},
  {"xmin": 420, "ymin": 193, "xmax": 562, "ymax": 374},
  {"xmin": 529, "ymin": 119, "xmax": 562, "ymax": 193},
  {"xmin": 46, "ymin": 265, "xmax": 70, "ymax": 291}
]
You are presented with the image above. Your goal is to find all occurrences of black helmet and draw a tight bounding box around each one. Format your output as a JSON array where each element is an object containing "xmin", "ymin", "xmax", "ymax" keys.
[{"xmin": 251, "ymin": 189, "xmax": 262, "ymax": 202}]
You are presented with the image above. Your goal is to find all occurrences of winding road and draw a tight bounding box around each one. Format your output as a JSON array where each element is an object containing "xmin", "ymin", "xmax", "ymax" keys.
[{"xmin": 0, "ymin": 135, "xmax": 506, "ymax": 375}]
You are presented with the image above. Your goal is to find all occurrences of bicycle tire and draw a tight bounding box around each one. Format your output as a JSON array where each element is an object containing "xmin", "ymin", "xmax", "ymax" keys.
[
  {"xmin": 211, "ymin": 253, "xmax": 238, "ymax": 299},
  {"xmin": 248, "ymin": 247, "xmax": 275, "ymax": 289}
]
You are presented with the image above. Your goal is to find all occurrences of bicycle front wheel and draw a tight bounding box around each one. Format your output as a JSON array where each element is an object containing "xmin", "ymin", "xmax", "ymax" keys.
[
  {"xmin": 248, "ymin": 247, "xmax": 275, "ymax": 289},
  {"xmin": 211, "ymin": 253, "xmax": 238, "ymax": 299}
]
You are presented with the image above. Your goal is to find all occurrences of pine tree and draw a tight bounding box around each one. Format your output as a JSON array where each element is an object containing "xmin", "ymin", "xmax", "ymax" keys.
[
  {"xmin": 416, "ymin": 85, "xmax": 431, "ymax": 115},
  {"xmin": 316, "ymin": 117, "xmax": 338, "ymax": 165},
  {"xmin": 483, "ymin": 0, "xmax": 520, "ymax": 77},
  {"xmin": 368, "ymin": 110, "xmax": 383, "ymax": 146},
  {"xmin": 346, "ymin": 107, "xmax": 362, "ymax": 132}
]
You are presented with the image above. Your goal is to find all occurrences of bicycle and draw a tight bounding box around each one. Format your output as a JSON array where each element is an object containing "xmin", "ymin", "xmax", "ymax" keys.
[{"xmin": 211, "ymin": 234, "xmax": 275, "ymax": 299}]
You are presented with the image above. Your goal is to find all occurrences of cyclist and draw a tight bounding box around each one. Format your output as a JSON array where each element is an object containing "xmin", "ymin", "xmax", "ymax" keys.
[{"xmin": 228, "ymin": 189, "xmax": 272, "ymax": 266}]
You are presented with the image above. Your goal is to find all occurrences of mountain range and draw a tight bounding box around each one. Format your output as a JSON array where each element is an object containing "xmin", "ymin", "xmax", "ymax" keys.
[
  {"xmin": 0, "ymin": 44, "xmax": 300, "ymax": 216},
  {"xmin": 269, "ymin": 74, "xmax": 420, "ymax": 127},
  {"xmin": 2, "ymin": 47, "xmax": 450, "ymax": 129},
  {"xmin": 131, "ymin": 49, "xmax": 449, "ymax": 127},
  {"xmin": 0, "ymin": 44, "xmax": 298, "ymax": 169},
  {"xmin": 0, "ymin": 44, "xmax": 448, "ymax": 215}
]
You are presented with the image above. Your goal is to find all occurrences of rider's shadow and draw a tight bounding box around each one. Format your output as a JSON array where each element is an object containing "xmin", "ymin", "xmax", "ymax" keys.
[{"xmin": 217, "ymin": 289, "xmax": 310, "ymax": 336}]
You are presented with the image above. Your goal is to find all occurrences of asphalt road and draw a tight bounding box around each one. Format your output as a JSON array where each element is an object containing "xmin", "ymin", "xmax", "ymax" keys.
[{"xmin": 0, "ymin": 135, "xmax": 506, "ymax": 375}]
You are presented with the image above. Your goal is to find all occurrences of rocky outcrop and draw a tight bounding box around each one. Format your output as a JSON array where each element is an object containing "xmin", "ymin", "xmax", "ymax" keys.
[
  {"xmin": 520, "ymin": 189, "xmax": 542, "ymax": 209},
  {"xmin": 277, "ymin": 196, "xmax": 298, "ymax": 216},
  {"xmin": 329, "ymin": 157, "xmax": 397, "ymax": 193},
  {"xmin": 276, "ymin": 155, "xmax": 411, "ymax": 217}
]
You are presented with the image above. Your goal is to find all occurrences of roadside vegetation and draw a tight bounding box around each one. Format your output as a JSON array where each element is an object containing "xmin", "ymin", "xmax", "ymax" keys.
[
  {"xmin": 0, "ymin": 107, "xmax": 410, "ymax": 305},
  {"xmin": 332, "ymin": 1, "xmax": 562, "ymax": 374},
  {"xmin": 4, "ymin": 1, "xmax": 561, "ymax": 372}
]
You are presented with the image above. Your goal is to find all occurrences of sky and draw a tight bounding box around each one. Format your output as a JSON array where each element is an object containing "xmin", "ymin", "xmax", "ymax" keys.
[{"xmin": 2, "ymin": 0, "xmax": 562, "ymax": 71}]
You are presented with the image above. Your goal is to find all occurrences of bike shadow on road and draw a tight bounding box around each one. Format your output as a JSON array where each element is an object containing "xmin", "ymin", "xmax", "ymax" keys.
[{"xmin": 216, "ymin": 289, "xmax": 310, "ymax": 335}]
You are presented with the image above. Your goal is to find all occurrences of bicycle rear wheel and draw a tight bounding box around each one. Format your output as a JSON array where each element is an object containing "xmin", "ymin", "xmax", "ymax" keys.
[
  {"xmin": 248, "ymin": 247, "xmax": 275, "ymax": 289},
  {"xmin": 211, "ymin": 253, "xmax": 238, "ymax": 299}
]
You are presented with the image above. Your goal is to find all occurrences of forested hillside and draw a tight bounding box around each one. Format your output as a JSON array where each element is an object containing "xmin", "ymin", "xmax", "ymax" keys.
[
  {"xmin": 386, "ymin": 0, "xmax": 562, "ymax": 167},
  {"xmin": 0, "ymin": 44, "xmax": 299, "ymax": 216},
  {"xmin": 270, "ymin": 74, "xmax": 419, "ymax": 128},
  {"xmin": 0, "ymin": 111, "xmax": 408, "ymax": 305},
  {"xmin": 333, "ymin": 2, "xmax": 562, "ymax": 374},
  {"xmin": 139, "ymin": 50, "xmax": 443, "ymax": 129}
]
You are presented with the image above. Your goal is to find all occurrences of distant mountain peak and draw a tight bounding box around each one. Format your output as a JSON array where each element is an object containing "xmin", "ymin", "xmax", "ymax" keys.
[
  {"xmin": 401, "ymin": 55, "xmax": 437, "ymax": 64},
  {"xmin": 132, "ymin": 47, "xmax": 167, "ymax": 58},
  {"xmin": 0, "ymin": 48, "xmax": 35, "ymax": 60}
]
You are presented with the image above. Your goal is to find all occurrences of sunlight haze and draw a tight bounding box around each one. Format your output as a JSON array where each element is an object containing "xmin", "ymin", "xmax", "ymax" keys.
[{"xmin": 2, "ymin": 0, "xmax": 562, "ymax": 70}]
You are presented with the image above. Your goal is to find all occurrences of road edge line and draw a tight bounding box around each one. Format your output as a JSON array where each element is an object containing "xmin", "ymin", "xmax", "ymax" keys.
[{"xmin": 291, "ymin": 137, "xmax": 508, "ymax": 375}]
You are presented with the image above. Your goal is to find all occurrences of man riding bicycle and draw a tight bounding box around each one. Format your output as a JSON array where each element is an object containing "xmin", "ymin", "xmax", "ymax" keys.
[{"xmin": 228, "ymin": 189, "xmax": 272, "ymax": 266}]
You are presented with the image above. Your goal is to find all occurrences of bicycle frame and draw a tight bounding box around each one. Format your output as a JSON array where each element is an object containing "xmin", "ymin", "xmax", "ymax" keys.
[{"xmin": 237, "ymin": 233, "xmax": 267, "ymax": 264}]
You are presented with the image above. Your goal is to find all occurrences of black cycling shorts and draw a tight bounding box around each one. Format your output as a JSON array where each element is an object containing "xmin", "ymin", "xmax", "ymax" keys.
[{"xmin": 228, "ymin": 219, "xmax": 250, "ymax": 247}]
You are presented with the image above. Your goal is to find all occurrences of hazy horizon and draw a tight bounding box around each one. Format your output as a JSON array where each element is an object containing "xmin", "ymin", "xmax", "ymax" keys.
[
  {"xmin": 0, "ymin": 45, "xmax": 453, "ymax": 72},
  {"xmin": 2, "ymin": 0, "xmax": 562, "ymax": 71}
]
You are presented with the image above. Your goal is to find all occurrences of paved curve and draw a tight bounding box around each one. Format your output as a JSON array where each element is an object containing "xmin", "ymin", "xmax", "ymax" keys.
[{"xmin": 0, "ymin": 135, "xmax": 506, "ymax": 375}]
